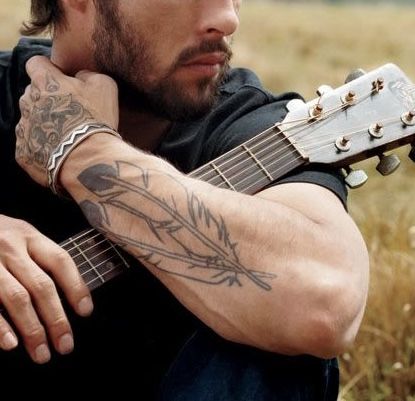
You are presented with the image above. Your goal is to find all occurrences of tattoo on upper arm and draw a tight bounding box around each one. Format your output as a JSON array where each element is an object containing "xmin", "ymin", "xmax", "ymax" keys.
[{"xmin": 78, "ymin": 161, "xmax": 275, "ymax": 291}]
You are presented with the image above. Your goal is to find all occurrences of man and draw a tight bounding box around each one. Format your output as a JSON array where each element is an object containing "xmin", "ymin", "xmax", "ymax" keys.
[{"xmin": 0, "ymin": 0, "xmax": 369, "ymax": 399}]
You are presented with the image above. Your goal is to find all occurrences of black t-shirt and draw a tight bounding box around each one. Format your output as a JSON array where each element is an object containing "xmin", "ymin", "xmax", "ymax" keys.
[{"xmin": 0, "ymin": 38, "xmax": 345, "ymax": 400}]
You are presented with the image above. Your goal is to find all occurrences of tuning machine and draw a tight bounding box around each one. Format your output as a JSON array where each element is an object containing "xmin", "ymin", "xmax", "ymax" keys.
[
  {"xmin": 401, "ymin": 111, "xmax": 415, "ymax": 127},
  {"xmin": 344, "ymin": 68, "xmax": 367, "ymax": 84},
  {"xmin": 376, "ymin": 153, "xmax": 401, "ymax": 176},
  {"xmin": 342, "ymin": 166, "xmax": 368, "ymax": 189},
  {"xmin": 341, "ymin": 90, "xmax": 357, "ymax": 106}
]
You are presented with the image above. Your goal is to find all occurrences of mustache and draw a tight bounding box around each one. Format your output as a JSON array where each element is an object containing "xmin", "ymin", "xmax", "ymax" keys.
[{"xmin": 175, "ymin": 40, "xmax": 233, "ymax": 67}]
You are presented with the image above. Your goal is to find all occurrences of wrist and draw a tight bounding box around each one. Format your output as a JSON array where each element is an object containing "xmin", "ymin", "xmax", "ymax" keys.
[{"xmin": 47, "ymin": 123, "xmax": 122, "ymax": 197}]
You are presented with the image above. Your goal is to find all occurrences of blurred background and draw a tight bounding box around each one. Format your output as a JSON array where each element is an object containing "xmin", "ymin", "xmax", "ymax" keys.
[{"xmin": 1, "ymin": 1, "xmax": 415, "ymax": 400}]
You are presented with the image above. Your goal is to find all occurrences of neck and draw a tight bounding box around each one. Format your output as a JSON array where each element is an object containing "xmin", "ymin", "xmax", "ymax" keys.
[{"xmin": 118, "ymin": 107, "xmax": 172, "ymax": 151}]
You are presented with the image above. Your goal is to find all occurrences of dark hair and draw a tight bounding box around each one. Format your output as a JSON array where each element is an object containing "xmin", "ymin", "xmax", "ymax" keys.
[{"xmin": 20, "ymin": 0, "xmax": 64, "ymax": 36}]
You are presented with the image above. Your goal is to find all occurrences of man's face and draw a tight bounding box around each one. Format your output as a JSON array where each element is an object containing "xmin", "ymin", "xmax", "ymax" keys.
[{"xmin": 92, "ymin": 0, "xmax": 240, "ymax": 121}]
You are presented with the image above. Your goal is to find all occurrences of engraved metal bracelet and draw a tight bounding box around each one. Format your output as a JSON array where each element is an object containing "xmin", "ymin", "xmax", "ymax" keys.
[{"xmin": 47, "ymin": 122, "xmax": 122, "ymax": 196}]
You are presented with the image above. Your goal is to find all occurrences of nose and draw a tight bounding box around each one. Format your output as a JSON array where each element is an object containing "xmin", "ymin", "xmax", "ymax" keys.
[{"xmin": 199, "ymin": 0, "xmax": 240, "ymax": 39}]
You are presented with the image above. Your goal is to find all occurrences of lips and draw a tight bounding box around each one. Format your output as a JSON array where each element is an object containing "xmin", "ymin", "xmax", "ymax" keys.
[{"xmin": 182, "ymin": 52, "xmax": 227, "ymax": 67}]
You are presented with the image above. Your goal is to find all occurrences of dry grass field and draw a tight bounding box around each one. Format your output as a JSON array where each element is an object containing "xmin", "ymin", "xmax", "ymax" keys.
[{"xmin": 1, "ymin": 1, "xmax": 415, "ymax": 400}]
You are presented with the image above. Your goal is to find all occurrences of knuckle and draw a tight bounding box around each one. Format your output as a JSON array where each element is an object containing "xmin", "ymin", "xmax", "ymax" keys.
[
  {"xmin": 24, "ymin": 325, "xmax": 46, "ymax": 343},
  {"xmin": 12, "ymin": 217, "xmax": 33, "ymax": 232},
  {"xmin": 48, "ymin": 316, "xmax": 69, "ymax": 333},
  {"xmin": 53, "ymin": 248, "xmax": 73, "ymax": 266},
  {"xmin": 0, "ymin": 232, "xmax": 13, "ymax": 250},
  {"xmin": 0, "ymin": 317, "xmax": 11, "ymax": 335},
  {"xmin": 29, "ymin": 275, "xmax": 56, "ymax": 299},
  {"xmin": 0, "ymin": 219, "xmax": 34, "ymax": 246},
  {"xmin": 6, "ymin": 287, "xmax": 31, "ymax": 308}
]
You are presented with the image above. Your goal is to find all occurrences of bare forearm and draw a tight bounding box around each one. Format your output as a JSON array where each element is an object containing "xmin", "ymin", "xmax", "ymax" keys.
[{"xmin": 60, "ymin": 134, "xmax": 368, "ymax": 356}]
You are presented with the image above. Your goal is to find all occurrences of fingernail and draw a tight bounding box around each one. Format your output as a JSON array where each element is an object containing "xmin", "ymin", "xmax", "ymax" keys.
[
  {"xmin": 58, "ymin": 333, "xmax": 74, "ymax": 355},
  {"xmin": 78, "ymin": 296, "xmax": 94, "ymax": 316},
  {"xmin": 34, "ymin": 343, "xmax": 51, "ymax": 364},
  {"xmin": 2, "ymin": 332, "xmax": 18, "ymax": 350}
]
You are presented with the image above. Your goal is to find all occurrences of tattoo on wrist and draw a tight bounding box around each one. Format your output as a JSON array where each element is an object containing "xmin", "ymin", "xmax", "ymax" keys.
[{"xmin": 77, "ymin": 161, "xmax": 275, "ymax": 291}]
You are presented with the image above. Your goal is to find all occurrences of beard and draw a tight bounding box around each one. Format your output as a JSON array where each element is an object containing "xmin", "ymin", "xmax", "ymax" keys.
[{"xmin": 92, "ymin": 4, "xmax": 232, "ymax": 122}]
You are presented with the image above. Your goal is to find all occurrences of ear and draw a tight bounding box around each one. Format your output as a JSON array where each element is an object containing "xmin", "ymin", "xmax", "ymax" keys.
[
  {"xmin": 60, "ymin": 0, "xmax": 94, "ymax": 17},
  {"xmin": 59, "ymin": 0, "xmax": 96, "ymax": 34}
]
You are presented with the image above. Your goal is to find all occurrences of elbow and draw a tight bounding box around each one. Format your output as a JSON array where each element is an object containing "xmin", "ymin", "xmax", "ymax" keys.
[
  {"xmin": 216, "ymin": 249, "xmax": 369, "ymax": 358},
  {"xmin": 299, "ymin": 271, "xmax": 369, "ymax": 358},
  {"xmin": 300, "ymin": 308, "xmax": 362, "ymax": 359},
  {"xmin": 256, "ymin": 310, "xmax": 361, "ymax": 359},
  {"xmin": 302, "ymin": 232, "xmax": 369, "ymax": 358},
  {"xmin": 271, "ymin": 266, "xmax": 368, "ymax": 358}
]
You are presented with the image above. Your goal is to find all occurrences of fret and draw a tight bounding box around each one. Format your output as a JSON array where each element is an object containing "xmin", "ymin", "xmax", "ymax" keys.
[
  {"xmin": 242, "ymin": 144, "xmax": 274, "ymax": 181},
  {"xmin": 72, "ymin": 240, "xmax": 105, "ymax": 284},
  {"xmin": 192, "ymin": 127, "xmax": 306, "ymax": 194},
  {"xmin": 61, "ymin": 230, "xmax": 129, "ymax": 291},
  {"xmin": 108, "ymin": 240, "xmax": 131, "ymax": 269},
  {"xmin": 210, "ymin": 162, "xmax": 236, "ymax": 190}
]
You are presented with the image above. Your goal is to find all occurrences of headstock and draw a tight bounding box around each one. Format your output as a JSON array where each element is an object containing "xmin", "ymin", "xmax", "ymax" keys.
[{"xmin": 278, "ymin": 63, "xmax": 415, "ymax": 188}]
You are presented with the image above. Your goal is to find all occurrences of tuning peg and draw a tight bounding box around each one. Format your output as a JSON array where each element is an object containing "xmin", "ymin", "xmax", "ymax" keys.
[
  {"xmin": 344, "ymin": 68, "xmax": 367, "ymax": 84},
  {"xmin": 409, "ymin": 145, "xmax": 415, "ymax": 163},
  {"xmin": 376, "ymin": 153, "xmax": 401, "ymax": 176},
  {"xmin": 286, "ymin": 98, "xmax": 306, "ymax": 112},
  {"xmin": 343, "ymin": 167, "xmax": 368, "ymax": 189}
]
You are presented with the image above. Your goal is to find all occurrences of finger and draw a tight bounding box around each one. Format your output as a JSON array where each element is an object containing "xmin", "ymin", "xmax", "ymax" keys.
[
  {"xmin": 25, "ymin": 55, "xmax": 64, "ymax": 84},
  {"xmin": 75, "ymin": 69, "xmax": 97, "ymax": 82},
  {"xmin": 15, "ymin": 121, "xmax": 25, "ymax": 139},
  {"xmin": 28, "ymin": 233, "xmax": 94, "ymax": 317},
  {"xmin": 3, "ymin": 253, "xmax": 75, "ymax": 356},
  {"xmin": 19, "ymin": 89, "xmax": 31, "ymax": 119},
  {"xmin": 0, "ymin": 267, "xmax": 50, "ymax": 364},
  {"xmin": 0, "ymin": 313, "xmax": 18, "ymax": 351}
]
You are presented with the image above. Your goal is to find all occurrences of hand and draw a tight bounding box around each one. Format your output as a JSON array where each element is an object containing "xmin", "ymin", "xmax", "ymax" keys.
[
  {"xmin": 15, "ymin": 56, "xmax": 119, "ymax": 187},
  {"xmin": 0, "ymin": 215, "xmax": 93, "ymax": 364}
]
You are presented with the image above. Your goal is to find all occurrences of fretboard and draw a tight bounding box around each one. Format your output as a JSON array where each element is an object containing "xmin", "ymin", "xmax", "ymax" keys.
[{"xmin": 61, "ymin": 126, "xmax": 306, "ymax": 291}]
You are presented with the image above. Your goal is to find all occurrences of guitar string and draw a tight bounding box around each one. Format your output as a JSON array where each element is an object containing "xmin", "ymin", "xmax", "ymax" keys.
[
  {"xmin": 62, "ymin": 232, "xmax": 105, "ymax": 255},
  {"xmin": 193, "ymin": 89, "xmax": 377, "ymax": 182},
  {"xmin": 79, "ymin": 253, "xmax": 123, "ymax": 281},
  {"xmin": 197, "ymin": 92, "xmax": 384, "ymax": 190},
  {"xmin": 60, "ymin": 228, "xmax": 97, "ymax": 248},
  {"xmin": 69, "ymin": 238, "xmax": 114, "ymax": 271},
  {"xmin": 83, "ymin": 262, "xmax": 125, "ymax": 288},
  {"xmin": 214, "ymin": 114, "xmax": 404, "ymax": 194},
  {"xmin": 227, "ymin": 115, "xmax": 404, "ymax": 194},
  {"xmin": 192, "ymin": 90, "xmax": 374, "ymax": 186},
  {"xmin": 293, "ymin": 115, "xmax": 400, "ymax": 150},
  {"xmin": 305, "ymin": 117, "xmax": 404, "ymax": 157}
]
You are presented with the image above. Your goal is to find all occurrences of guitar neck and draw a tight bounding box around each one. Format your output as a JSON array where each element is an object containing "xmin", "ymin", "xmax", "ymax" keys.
[{"xmin": 62, "ymin": 126, "xmax": 306, "ymax": 291}]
